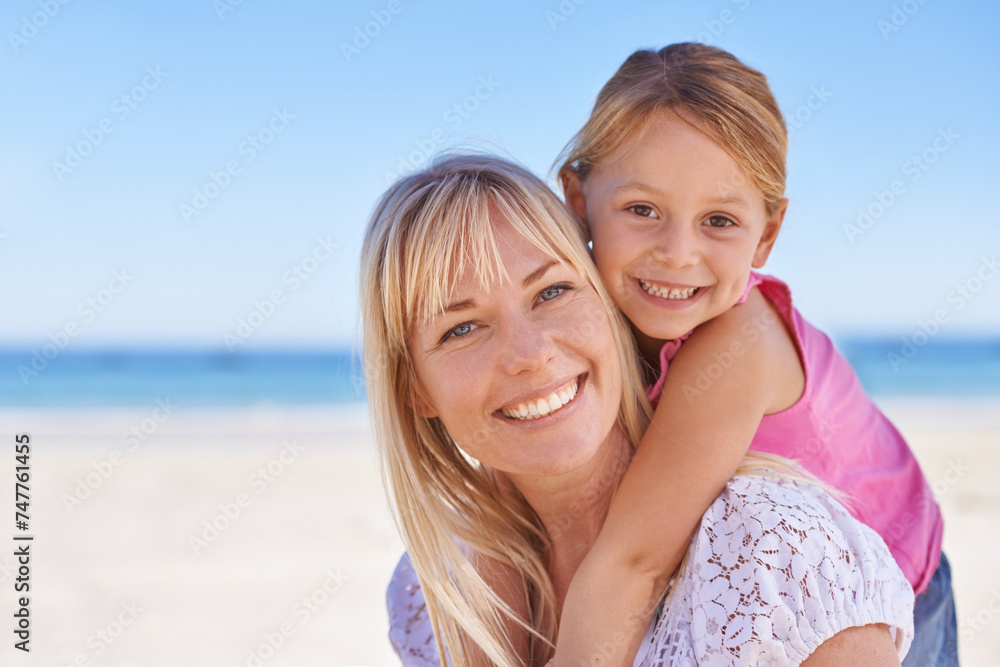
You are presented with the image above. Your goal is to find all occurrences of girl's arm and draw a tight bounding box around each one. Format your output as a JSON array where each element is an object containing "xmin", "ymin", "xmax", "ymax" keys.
[{"xmin": 552, "ymin": 291, "xmax": 804, "ymax": 667}]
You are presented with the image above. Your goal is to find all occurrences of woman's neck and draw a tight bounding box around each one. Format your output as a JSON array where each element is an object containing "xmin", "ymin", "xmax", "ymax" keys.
[{"xmin": 508, "ymin": 428, "xmax": 633, "ymax": 604}]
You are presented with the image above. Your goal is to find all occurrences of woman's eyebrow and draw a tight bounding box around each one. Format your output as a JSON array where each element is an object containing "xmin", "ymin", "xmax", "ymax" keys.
[
  {"xmin": 521, "ymin": 260, "xmax": 557, "ymax": 288},
  {"xmin": 437, "ymin": 260, "xmax": 558, "ymax": 316},
  {"xmin": 441, "ymin": 298, "xmax": 475, "ymax": 314}
]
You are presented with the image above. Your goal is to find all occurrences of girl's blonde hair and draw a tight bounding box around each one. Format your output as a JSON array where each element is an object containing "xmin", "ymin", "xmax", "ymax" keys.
[
  {"xmin": 557, "ymin": 42, "xmax": 788, "ymax": 215},
  {"xmin": 360, "ymin": 154, "xmax": 651, "ymax": 665}
]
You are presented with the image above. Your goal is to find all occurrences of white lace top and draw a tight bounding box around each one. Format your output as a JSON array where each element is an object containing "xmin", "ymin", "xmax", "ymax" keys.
[{"xmin": 386, "ymin": 475, "xmax": 915, "ymax": 665}]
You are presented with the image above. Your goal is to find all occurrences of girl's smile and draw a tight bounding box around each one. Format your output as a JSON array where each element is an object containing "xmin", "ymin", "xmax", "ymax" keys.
[{"xmin": 564, "ymin": 109, "xmax": 787, "ymax": 360}]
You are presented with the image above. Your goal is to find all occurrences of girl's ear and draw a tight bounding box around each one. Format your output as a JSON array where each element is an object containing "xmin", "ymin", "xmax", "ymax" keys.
[
  {"xmin": 752, "ymin": 198, "xmax": 788, "ymax": 268},
  {"xmin": 559, "ymin": 169, "xmax": 592, "ymax": 242}
]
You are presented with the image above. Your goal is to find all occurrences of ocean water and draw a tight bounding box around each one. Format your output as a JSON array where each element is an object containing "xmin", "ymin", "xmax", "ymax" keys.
[
  {"xmin": 0, "ymin": 349, "xmax": 365, "ymax": 408},
  {"xmin": 0, "ymin": 338, "xmax": 997, "ymax": 408}
]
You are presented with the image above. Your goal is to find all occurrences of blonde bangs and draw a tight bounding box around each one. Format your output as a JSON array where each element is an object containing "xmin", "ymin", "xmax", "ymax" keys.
[{"xmin": 394, "ymin": 162, "xmax": 595, "ymax": 329}]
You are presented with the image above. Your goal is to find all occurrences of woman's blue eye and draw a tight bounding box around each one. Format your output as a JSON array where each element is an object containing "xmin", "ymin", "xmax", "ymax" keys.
[
  {"xmin": 440, "ymin": 322, "xmax": 474, "ymax": 343},
  {"xmin": 706, "ymin": 215, "xmax": 735, "ymax": 228},
  {"xmin": 540, "ymin": 285, "xmax": 568, "ymax": 301}
]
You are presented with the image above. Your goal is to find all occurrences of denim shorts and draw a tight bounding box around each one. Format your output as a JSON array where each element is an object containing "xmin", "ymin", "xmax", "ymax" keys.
[{"xmin": 902, "ymin": 551, "xmax": 959, "ymax": 667}]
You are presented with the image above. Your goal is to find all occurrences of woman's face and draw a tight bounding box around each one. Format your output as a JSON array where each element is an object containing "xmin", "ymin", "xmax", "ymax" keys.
[{"xmin": 409, "ymin": 216, "xmax": 624, "ymax": 480}]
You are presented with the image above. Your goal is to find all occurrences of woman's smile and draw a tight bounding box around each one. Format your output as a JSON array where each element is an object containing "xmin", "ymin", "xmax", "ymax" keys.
[{"xmin": 498, "ymin": 373, "xmax": 585, "ymax": 421}]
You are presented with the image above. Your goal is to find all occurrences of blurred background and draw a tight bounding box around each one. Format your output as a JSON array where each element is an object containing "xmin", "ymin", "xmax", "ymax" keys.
[{"xmin": 0, "ymin": 0, "xmax": 997, "ymax": 665}]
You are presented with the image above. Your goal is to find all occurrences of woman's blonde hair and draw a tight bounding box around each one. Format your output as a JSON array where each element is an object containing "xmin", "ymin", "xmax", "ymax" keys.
[
  {"xmin": 360, "ymin": 154, "xmax": 651, "ymax": 665},
  {"xmin": 557, "ymin": 42, "xmax": 787, "ymax": 215}
]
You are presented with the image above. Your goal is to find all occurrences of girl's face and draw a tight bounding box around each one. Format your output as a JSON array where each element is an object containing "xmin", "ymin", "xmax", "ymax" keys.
[
  {"xmin": 566, "ymin": 110, "xmax": 786, "ymax": 352},
  {"xmin": 408, "ymin": 217, "xmax": 624, "ymax": 482}
]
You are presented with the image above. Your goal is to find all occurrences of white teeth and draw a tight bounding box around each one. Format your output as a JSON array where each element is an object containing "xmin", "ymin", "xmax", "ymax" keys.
[
  {"xmin": 638, "ymin": 279, "xmax": 699, "ymax": 300},
  {"xmin": 501, "ymin": 381, "xmax": 579, "ymax": 421}
]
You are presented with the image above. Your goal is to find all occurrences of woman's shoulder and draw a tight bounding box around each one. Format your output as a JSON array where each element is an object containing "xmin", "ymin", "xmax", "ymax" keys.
[
  {"xmin": 639, "ymin": 474, "xmax": 915, "ymax": 666},
  {"xmin": 386, "ymin": 553, "xmax": 441, "ymax": 666}
]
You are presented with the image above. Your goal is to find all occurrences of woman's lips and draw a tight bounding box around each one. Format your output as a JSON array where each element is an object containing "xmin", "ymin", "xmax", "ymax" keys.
[{"xmin": 499, "ymin": 375, "xmax": 583, "ymax": 421}]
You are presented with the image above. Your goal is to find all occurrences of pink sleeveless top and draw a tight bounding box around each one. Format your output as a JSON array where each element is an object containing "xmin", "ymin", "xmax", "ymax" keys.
[{"xmin": 646, "ymin": 272, "xmax": 943, "ymax": 594}]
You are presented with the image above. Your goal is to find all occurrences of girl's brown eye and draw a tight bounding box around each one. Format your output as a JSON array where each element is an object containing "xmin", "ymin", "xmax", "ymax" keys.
[
  {"xmin": 628, "ymin": 204, "xmax": 654, "ymax": 217},
  {"xmin": 706, "ymin": 215, "xmax": 735, "ymax": 228}
]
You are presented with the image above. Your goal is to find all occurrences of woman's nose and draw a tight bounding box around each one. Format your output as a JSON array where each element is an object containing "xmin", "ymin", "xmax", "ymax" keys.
[
  {"xmin": 499, "ymin": 316, "xmax": 557, "ymax": 376},
  {"xmin": 650, "ymin": 223, "xmax": 699, "ymax": 269}
]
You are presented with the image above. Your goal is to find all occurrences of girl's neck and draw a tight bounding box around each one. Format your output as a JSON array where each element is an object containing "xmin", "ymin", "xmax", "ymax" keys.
[{"xmin": 631, "ymin": 322, "xmax": 669, "ymax": 375}]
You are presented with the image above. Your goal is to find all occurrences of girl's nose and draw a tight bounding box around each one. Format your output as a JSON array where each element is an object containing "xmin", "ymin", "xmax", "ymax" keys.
[
  {"xmin": 499, "ymin": 315, "xmax": 557, "ymax": 376},
  {"xmin": 651, "ymin": 224, "xmax": 699, "ymax": 269}
]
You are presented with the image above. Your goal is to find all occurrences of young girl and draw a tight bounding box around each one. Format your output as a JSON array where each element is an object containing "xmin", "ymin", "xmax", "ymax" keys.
[{"xmin": 548, "ymin": 43, "xmax": 955, "ymax": 666}]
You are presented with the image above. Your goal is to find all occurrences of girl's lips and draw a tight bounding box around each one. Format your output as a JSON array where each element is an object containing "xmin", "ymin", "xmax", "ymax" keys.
[
  {"xmin": 637, "ymin": 278, "xmax": 701, "ymax": 299},
  {"xmin": 633, "ymin": 277, "xmax": 707, "ymax": 309}
]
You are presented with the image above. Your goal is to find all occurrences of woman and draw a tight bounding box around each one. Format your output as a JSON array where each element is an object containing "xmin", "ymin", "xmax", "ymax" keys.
[{"xmin": 361, "ymin": 155, "xmax": 914, "ymax": 665}]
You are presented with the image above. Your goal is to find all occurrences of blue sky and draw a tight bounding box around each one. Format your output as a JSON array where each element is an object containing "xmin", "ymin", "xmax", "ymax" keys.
[{"xmin": 1, "ymin": 0, "xmax": 998, "ymax": 350}]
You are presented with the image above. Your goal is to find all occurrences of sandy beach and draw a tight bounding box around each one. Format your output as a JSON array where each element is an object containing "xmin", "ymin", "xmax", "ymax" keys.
[{"xmin": 0, "ymin": 398, "xmax": 996, "ymax": 666}]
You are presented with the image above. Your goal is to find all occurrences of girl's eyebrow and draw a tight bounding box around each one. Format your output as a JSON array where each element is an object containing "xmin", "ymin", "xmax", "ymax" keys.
[
  {"xmin": 613, "ymin": 181, "xmax": 664, "ymax": 196},
  {"xmin": 707, "ymin": 193, "xmax": 751, "ymax": 207},
  {"xmin": 615, "ymin": 180, "xmax": 750, "ymax": 208}
]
